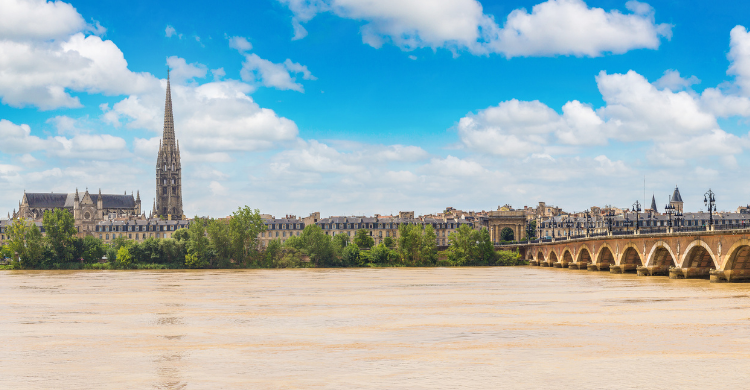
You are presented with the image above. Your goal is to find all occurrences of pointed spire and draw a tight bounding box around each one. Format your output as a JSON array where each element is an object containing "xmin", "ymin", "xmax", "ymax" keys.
[
  {"xmin": 136, "ymin": 190, "xmax": 140, "ymax": 201},
  {"xmin": 650, "ymin": 194, "xmax": 658, "ymax": 213},
  {"xmin": 162, "ymin": 71, "xmax": 176, "ymax": 147},
  {"xmin": 671, "ymin": 186, "xmax": 683, "ymax": 203}
]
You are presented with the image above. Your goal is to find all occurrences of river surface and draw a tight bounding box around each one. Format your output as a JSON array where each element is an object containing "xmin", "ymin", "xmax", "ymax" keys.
[{"xmin": 1, "ymin": 267, "xmax": 750, "ymax": 389}]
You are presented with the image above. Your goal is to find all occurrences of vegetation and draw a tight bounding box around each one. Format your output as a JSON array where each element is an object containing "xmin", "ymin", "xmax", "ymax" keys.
[{"xmin": 0, "ymin": 206, "xmax": 525, "ymax": 270}]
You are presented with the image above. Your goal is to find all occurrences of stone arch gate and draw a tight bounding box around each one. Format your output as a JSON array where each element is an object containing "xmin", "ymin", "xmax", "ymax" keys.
[{"xmin": 500, "ymin": 229, "xmax": 750, "ymax": 283}]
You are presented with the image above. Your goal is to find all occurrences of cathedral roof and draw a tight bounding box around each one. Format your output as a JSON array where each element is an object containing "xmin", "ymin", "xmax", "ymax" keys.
[
  {"xmin": 99, "ymin": 194, "xmax": 136, "ymax": 209},
  {"xmin": 672, "ymin": 186, "xmax": 683, "ymax": 203},
  {"xmin": 24, "ymin": 193, "xmax": 71, "ymax": 208},
  {"xmin": 23, "ymin": 192, "xmax": 135, "ymax": 209}
]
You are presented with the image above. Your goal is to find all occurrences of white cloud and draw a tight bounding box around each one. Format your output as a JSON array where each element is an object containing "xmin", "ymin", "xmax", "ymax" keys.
[
  {"xmin": 228, "ymin": 36, "xmax": 252, "ymax": 52},
  {"xmin": 728, "ymin": 25, "xmax": 750, "ymax": 95},
  {"xmin": 167, "ymin": 56, "xmax": 208, "ymax": 83},
  {"xmin": 51, "ymin": 134, "xmax": 129, "ymax": 160},
  {"xmin": 165, "ymin": 25, "xmax": 177, "ymax": 38},
  {"xmin": 0, "ymin": 0, "xmax": 85, "ymax": 40},
  {"xmin": 108, "ymin": 75, "xmax": 299, "ymax": 153},
  {"xmin": 652, "ymin": 69, "xmax": 700, "ymax": 91},
  {"xmin": 278, "ymin": 0, "xmax": 671, "ymax": 57},
  {"xmin": 239, "ymin": 53, "xmax": 315, "ymax": 92},
  {"xmin": 0, "ymin": 119, "xmax": 50, "ymax": 154}
]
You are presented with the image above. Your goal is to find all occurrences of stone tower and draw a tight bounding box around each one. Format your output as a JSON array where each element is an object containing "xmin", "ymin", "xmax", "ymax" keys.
[
  {"xmin": 670, "ymin": 186, "xmax": 683, "ymax": 213},
  {"xmin": 155, "ymin": 73, "xmax": 183, "ymax": 219}
]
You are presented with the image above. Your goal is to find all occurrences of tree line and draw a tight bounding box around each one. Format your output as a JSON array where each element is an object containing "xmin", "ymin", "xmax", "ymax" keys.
[{"xmin": 1, "ymin": 207, "xmax": 524, "ymax": 270}]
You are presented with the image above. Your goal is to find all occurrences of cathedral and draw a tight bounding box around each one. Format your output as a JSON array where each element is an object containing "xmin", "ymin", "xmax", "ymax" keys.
[{"xmin": 10, "ymin": 73, "xmax": 184, "ymax": 234}]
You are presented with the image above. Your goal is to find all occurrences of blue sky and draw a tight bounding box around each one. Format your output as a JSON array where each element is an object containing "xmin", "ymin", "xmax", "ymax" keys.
[{"xmin": 2, "ymin": 0, "xmax": 750, "ymax": 218}]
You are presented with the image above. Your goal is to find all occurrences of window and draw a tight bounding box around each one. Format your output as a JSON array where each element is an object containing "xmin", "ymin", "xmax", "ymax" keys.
[{"xmin": 106, "ymin": 234, "xmax": 109, "ymax": 240}]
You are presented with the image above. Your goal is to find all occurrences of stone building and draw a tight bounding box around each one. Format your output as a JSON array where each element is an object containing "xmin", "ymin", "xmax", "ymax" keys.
[{"xmin": 13, "ymin": 189, "xmax": 141, "ymax": 236}]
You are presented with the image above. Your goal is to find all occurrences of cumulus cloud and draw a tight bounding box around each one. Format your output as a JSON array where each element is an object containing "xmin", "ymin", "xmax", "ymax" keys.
[
  {"xmin": 106, "ymin": 74, "xmax": 299, "ymax": 154},
  {"xmin": 653, "ymin": 69, "xmax": 700, "ymax": 91},
  {"xmin": 0, "ymin": 119, "xmax": 49, "ymax": 154},
  {"xmin": 166, "ymin": 56, "xmax": 208, "ymax": 83},
  {"xmin": 458, "ymin": 67, "xmax": 745, "ymax": 163},
  {"xmin": 278, "ymin": 0, "xmax": 671, "ymax": 57},
  {"xmin": 239, "ymin": 53, "xmax": 315, "ymax": 92},
  {"xmin": 227, "ymin": 35, "xmax": 252, "ymax": 52},
  {"xmin": 0, "ymin": 0, "xmax": 158, "ymax": 109}
]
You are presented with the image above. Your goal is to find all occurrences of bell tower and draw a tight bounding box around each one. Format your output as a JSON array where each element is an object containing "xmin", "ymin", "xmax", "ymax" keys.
[{"xmin": 155, "ymin": 71, "xmax": 183, "ymax": 219}]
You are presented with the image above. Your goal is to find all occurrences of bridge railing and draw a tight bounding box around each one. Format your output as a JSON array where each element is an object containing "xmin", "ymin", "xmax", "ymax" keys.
[
  {"xmin": 589, "ymin": 232, "xmax": 608, "ymax": 237},
  {"xmin": 639, "ymin": 228, "xmax": 668, "ymax": 234},
  {"xmin": 674, "ymin": 225, "xmax": 706, "ymax": 233},
  {"xmin": 714, "ymin": 224, "xmax": 750, "ymax": 231},
  {"xmin": 612, "ymin": 230, "xmax": 634, "ymax": 236}
]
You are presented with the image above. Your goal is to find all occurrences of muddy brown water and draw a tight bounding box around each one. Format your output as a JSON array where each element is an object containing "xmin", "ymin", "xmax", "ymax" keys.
[{"xmin": 1, "ymin": 267, "xmax": 750, "ymax": 389}]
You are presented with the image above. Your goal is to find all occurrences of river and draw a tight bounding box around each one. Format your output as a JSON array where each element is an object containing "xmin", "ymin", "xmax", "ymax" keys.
[{"xmin": 1, "ymin": 267, "xmax": 749, "ymax": 389}]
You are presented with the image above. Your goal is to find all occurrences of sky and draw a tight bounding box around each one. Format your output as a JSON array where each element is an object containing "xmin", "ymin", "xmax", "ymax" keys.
[{"xmin": 2, "ymin": 0, "xmax": 750, "ymax": 218}]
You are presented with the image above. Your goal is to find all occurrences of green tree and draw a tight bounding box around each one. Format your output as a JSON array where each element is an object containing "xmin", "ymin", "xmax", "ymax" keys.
[
  {"xmin": 333, "ymin": 233, "xmax": 350, "ymax": 249},
  {"xmin": 476, "ymin": 228, "xmax": 498, "ymax": 265},
  {"xmin": 42, "ymin": 209, "xmax": 78, "ymax": 263},
  {"xmin": 186, "ymin": 217, "xmax": 210, "ymax": 266},
  {"xmin": 112, "ymin": 236, "xmax": 131, "ymax": 250},
  {"xmin": 138, "ymin": 237, "xmax": 162, "ymax": 264},
  {"xmin": 159, "ymin": 239, "xmax": 185, "ymax": 265},
  {"xmin": 81, "ymin": 236, "xmax": 104, "ymax": 264},
  {"xmin": 446, "ymin": 224, "xmax": 478, "ymax": 266},
  {"xmin": 419, "ymin": 225, "xmax": 438, "ymax": 265},
  {"xmin": 383, "ymin": 236, "xmax": 395, "ymax": 249},
  {"xmin": 207, "ymin": 218, "xmax": 232, "ymax": 267},
  {"xmin": 369, "ymin": 243, "xmax": 396, "ymax": 265},
  {"xmin": 263, "ymin": 239, "xmax": 283, "ymax": 267},
  {"xmin": 6, "ymin": 218, "xmax": 45, "ymax": 269},
  {"xmin": 228, "ymin": 206, "xmax": 266, "ymax": 266},
  {"xmin": 298, "ymin": 224, "xmax": 335, "ymax": 266},
  {"xmin": 115, "ymin": 246, "xmax": 133, "ymax": 269},
  {"xmin": 354, "ymin": 229, "xmax": 375, "ymax": 249},
  {"xmin": 497, "ymin": 249, "xmax": 521, "ymax": 266},
  {"xmin": 22, "ymin": 223, "xmax": 44, "ymax": 269},
  {"xmin": 342, "ymin": 243, "xmax": 360, "ymax": 266},
  {"xmin": 500, "ymin": 227, "xmax": 514, "ymax": 242},
  {"xmin": 173, "ymin": 228, "xmax": 189, "ymax": 242}
]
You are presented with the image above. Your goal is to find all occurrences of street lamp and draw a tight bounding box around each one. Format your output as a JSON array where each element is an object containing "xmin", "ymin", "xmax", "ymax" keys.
[
  {"xmin": 605, "ymin": 205, "xmax": 616, "ymax": 233},
  {"xmin": 704, "ymin": 189, "xmax": 716, "ymax": 229},
  {"xmin": 665, "ymin": 201, "xmax": 675, "ymax": 228},
  {"xmin": 585, "ymin": 210, "xmax": 592, "ymax": 236},
  {"xmin": 632, "ymin": 200, "xmax": 641, "ymax": 233},
  {"xmin": 565, "ymin": 216, "xmax": 573, "ymax": 238}
]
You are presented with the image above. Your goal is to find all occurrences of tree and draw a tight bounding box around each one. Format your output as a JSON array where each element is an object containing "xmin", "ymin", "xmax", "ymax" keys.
[
  {"xmin": 42, "ymin": 209, "xmax": 78, "ymax": 263},
  {"xmin": 207, "ymin": 218, "xmax": 232, "ymax": 267},
  {"xmin": 173, "ymin": 228, "xmax": 189, "ymax": 242},
  {"xmin": 159, "ymin": 239, "xmax": 185, "ymax": 265},
  {"xmin": 383, "ymin": 236, "xmax": 395, "ymax": 249},
  {"xmin": 342, "ymin": 243, "xmax": 360, "ymax": 266},
  {"xmin": 263, "ymin": 239, "xmax": 283, "ymax": 267},
  {"xmin": 369, "ymin": 243, "xmax": 396, "ymax": 265},
  {"xmin": 115, "ymin": 246, "xmax": 133, "ymax": 269},
  {"xmin": 298, "ymin": 224, "xmax": 335, "ymax": 266},
  {"xmin": 81, "ymin": 236, "xmax": 104, "ymax": 264},
  {"xmin": 6, "ymin": 218, "xmax": 45, "ymax": 269},
  {"xmin": 419, "ymin": 225, "xmax": 438, "ymax": 265},
  {"xmin": 476, "ymin": 228, "xmax": 498, "ymax": 265},
  {"xmin": 228, "ymin": 206, "xmax": 266, "ymax": 266},
  {"xmin": 186, "ymin": 217, "xmax": 210, "ymax": 267},
  {"xmin": 500, "ymin": 227, "xmax": 514, "ymax": 242},
  {"xmin": 333, "ymin": 233, "xmax": 350, "ymax": 249},
  {"xmin": 354, "ymin": 229, "xmax": 375, "ymax": 249},
  {"xmin": 398, "ymin": 223, "xmax": 422, "ymax": 265},
  {"xmin": 446, "ymin": 224, "xmax": 477, "ymax": 266}
]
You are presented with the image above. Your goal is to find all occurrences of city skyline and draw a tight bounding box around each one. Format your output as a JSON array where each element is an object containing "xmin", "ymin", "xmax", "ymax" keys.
[{"xmin": 2, "ymin": 0, "xmax": 750, "ymax": 218}]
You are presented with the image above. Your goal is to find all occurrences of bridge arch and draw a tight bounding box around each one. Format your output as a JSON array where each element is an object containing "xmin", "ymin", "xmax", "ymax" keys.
[
  {"xmin": 536, "ymin": 250, "xmax": 545, "ymax": 262},
  {"xmin": 645, "ymin": 241, "xmax": 678, "ymax": 267},
  {"xmin": 594, "ymin": 243, "xmax": 616, "ymax": 266},
  {"xmin": 548, "ymin": 250, "xmax": 559, "ymax": 264},
  {"xmin": 720, "ymin": 239, "xmax": 750, "ymax": 271},
  {"xmin": 561, "ymin": 247, "xmax": 574, "ymax": 264},
  {"xmin": 680, "ymin": 240, "xmax": 718, "ymax": 269},
  {"xmin": 576, "ymin": 244, "xmax": 592, "ymax": 264},
  {"xmin": 618, "ymin": 243, "xmax": 643, "ymax": 266}
]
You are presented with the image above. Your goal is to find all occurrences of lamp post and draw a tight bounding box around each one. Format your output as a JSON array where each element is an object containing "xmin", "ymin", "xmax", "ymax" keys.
[
  {"xmin": 565, "ymin": 216, "xmax": 573, "ymax": 238},
  {"xmin": 552, "ymin": 218, "xmax": 557, "ymax": 239},
  {"xmin": 605, "ymin": 205, "xmax": 615, "ymax": 234},
  {"xmin": 665, "ymin": 201, "xmax": 675, "ymax": 229},
  {"xmin": 704, "ymin": 189, "xmax": 716, "ymax": 229},
  {"xmin": 538, "ymin": 216, "xmax": 543, "ymax": 240},
  {"xmin": 585, "ymin": 210, "xmax": 591, "ymax": 236},
  {"xmin": 632, "ymin": 200, "xmax": 641, "ymax": 234}
]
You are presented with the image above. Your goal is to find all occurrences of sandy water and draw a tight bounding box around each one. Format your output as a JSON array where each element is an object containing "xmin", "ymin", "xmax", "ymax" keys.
[{"xmin": 1, "ymin": 267, "xmax": 749, "ymax": 389}]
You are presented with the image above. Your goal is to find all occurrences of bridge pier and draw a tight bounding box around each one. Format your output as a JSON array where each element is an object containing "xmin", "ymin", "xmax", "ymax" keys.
[
  {"xmin": 587, "ymin": 263, "xmax": 610, "ymax": 271},
  {"xmin": 529, "ymin": 260, "xmax": 539, "ymax": 266},
  {"xmin": 609, "ymin": 264, "xmax": 638, "ymax": 274},
  {"xmin": 710, "ymin": 269, "xmax": 750, "ymax": 283},
  {"xmin": 568, "ymin": 262, "xmax": 589, "ymax": 270},
  {"xmin": 553, "ymin": 262, "xmax": 569, "ymax": 268},
  {"xmin": 669, "ymin": 267, "xmax": 712, "ymax": 279},
  {"xmin": 636, "ymin": 266, "xmax": 670, "ymax": 276},
  {"xmin": 540, "ymin": 261, "xmax": 552, "ymax": 267}
]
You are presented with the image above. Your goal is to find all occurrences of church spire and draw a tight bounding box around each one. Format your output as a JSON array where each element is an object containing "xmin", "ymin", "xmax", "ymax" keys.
[
  {"xmin": 162, "ymin": 71, "xmax": 176, "ymax": 146},
  {"xmin": 650, "ymin": 194, "xmax": 658, "ymax": 213}
]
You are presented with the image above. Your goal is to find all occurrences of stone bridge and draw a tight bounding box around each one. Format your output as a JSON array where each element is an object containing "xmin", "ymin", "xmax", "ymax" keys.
[{"xmin": 501, "ymin": 229, "xmax": 750, "ymax": 283}]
